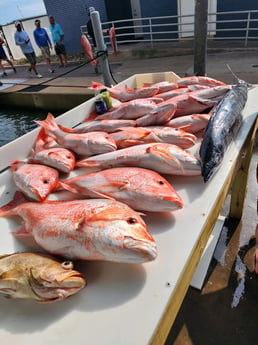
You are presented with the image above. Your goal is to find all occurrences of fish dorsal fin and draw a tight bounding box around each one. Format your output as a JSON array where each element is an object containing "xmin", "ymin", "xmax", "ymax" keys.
[{"xmin": 59, "ymin": 181, "xmax": 115, "ymax": 200}]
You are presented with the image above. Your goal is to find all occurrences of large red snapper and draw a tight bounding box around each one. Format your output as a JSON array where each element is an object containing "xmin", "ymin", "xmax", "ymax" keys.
[
  {"xmin": 109, "ymin": 26, "xmax": 117, "ymax": 56},
  {"xmin": 91, "ymin": 81, "xmax": 159, "ymax": 102},
  {"xmin": 56, "ymin": 167, "xmax": 183, "ymax": 212},
  {"xmin": 157, "ymin": 85, "xmax": 210, "ymax": 101},
  {"xmin": 28, "ymin": 128, "xmax": 75, "ymax": 173},
  {"xmin": 35, "ymin": 113, "xmax": 117, "ymax": 156},
  {"xmin": 76, "ymin": 143, "xmax": 201, "ymax": 176},
  {"xmin": 166, "ymin": 113, "xmax": 211, "ymax": 134},
  {"xmin": 143, "ymin": 81, "xmax": 178, "ymax": 93},
  {"xmin": 28, "ymin": 147, "xmax": 75, "ymax": 174},
  {"xmin": 0, "ymin": 192, "xmax": 157, "ymax": 264},
  {"xmin": 160, "ymin": 86, "xmax": 230, "ymax": 117},
  {"xmin": 0, "ymin": 252, "xmax": 86, "ymax": 302},
  {"xmin": 111, "ymin": 126, "xmax": 196, "ymax": 149},
  {"xmin": 81, "ymin": 34, "xmax": 97, "ymax": 65},
  {"xmin": 10, "ymin": 161, "xmax": 59, "ymax": 201},
  {"xmin": 70, "ymin": 119, "xmax": 137, "ymax": 133},
  {"xmin": 157, "ymin": 88, "xmax": 189, "ymax": 101},
  {"xmin": 135, "ymin": 103, "xmax": 176, "ymax": 126},
  {"xmin": 176, "ymin": 76, "xmax": 226, "ymax": 88},
  {"xmin": 94, "ymin": 99, "xmax": 157, "ymax": 121}
]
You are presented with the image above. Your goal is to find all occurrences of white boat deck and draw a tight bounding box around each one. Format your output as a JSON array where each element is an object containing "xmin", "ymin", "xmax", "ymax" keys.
[{"xmin": 0, "ymin": 72, "xmax": 257, "ymax": 345}]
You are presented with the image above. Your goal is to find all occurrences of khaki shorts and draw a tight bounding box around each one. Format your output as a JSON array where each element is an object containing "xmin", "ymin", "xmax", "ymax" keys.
[{"xmin": 40, "ymin": 46, "xmax": 50, "ymax": 59}]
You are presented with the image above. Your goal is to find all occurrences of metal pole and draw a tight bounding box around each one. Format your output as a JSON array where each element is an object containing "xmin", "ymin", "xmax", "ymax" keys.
[
  {"xmin": 193, "ymin": 0, "xmax": 208, "ymax": 76},
  {"xmin": 91, "ymin": 11, "xmax": 113, "ymax": 87}
]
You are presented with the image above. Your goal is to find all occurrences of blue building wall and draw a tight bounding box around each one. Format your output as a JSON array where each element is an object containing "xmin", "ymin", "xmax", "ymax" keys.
[
  {"xmin": 140, "ymin": 0, "xmax": 177, "ymax": 18},
  {"xmin": 43, "ymin": 0, "xmax": 108, "ymax": 54},
  {"xmin": 216, "ymin": 0, "xmax": 258, "ymax": 38},
  {"xmin": 140, "ymin": 0, "xmax": 178, "ymax": 40},
  {"xmin": 42, "ymin": 1, "xmax": 258, "ymax": 53}
]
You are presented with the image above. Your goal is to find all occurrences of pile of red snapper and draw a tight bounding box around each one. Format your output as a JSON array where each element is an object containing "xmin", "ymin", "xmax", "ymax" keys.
[{"xmin": 0, "ymin": 75, "xmax": 236, "ymax": 301}]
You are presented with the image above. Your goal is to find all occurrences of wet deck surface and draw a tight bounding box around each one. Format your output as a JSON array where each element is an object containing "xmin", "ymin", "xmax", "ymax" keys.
[{"xmin": 166, "ymin": 139, "xmax": 258, "ymax": 345}]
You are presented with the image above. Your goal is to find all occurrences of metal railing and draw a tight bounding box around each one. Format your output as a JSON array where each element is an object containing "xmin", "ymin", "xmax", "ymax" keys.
[{"xmin": 80, "ymin": 10, "xmax": 258, "ymax": 49}]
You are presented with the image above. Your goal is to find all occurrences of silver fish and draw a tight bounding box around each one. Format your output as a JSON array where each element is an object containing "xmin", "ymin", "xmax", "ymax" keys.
[{"xmin": 199, "ymin": 80, "xmax": 248, "ymax": 182}]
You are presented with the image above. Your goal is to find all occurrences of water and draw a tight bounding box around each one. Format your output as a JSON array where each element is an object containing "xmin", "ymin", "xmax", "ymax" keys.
[{"xmin": 0, "ymin": 108, "xmax": 61, "ymax": 147}]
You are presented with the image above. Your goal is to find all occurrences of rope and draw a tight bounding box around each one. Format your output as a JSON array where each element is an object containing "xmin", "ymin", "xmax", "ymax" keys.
[{"xmin": 0, "ymin": 50, "xmax": 117, "ymax": 88}]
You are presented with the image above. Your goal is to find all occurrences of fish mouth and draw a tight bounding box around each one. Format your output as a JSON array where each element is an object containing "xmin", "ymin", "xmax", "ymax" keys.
[
  {"xmin": 95, "ymin": 143, "xmax": 117, "ymax": 154},
  {"xmin": 123, "ymin": 236, "xmax": 157, "ymax": 262},
  {"xmin": 163, "ymin": 195, "xmax": 184, "ymax": 210},
  {"xmin": 65, "ymin": 273, "xmax": 86, "ymax": 286},
  {"xmin": 29, "ymin": 269, "xmax": 86, "ymax": 302},
  {"xmin": 52, "ymin": 271, "xmax": 86, "ymax": 288}
]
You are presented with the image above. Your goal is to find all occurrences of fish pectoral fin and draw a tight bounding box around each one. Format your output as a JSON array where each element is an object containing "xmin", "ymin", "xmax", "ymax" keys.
[
  {"xmin": 149, "ymin": 132, "xmax": 163, "ymax": 142},
  {"xmin": 12, "ymin": 225, "xmax": 32, "ymax": 238},
  {"xmin": 58, "ymin": 182, "xmax": 78, "ymax": 194},
  {"xmin": 146, "ymin": 144, "xmax": 174, "ymax": 159},
  {"xmin": 0, "ymin": 288, "xmax": 16, "ymax": 294},
  {"xmin": 0, "ymin": 269, "xmax": 21, "ymax": 283},
  {"xmin": 175, "ymin": 125, "xmax": 189, "ymax": 131},
  {"xmin": 102, "ymin": 180, "xmax": 130, "ymax": 191},
  {"xmin": 189, "ymin": 94, "xmax": 216, "ymax": 106},
  {"xmin": 86, "ymin": 189, "xmax": 115, "ymax": 200},
  {"xmin": 123, "ymin": 139, "xmax": 146, "ymax": 146}
]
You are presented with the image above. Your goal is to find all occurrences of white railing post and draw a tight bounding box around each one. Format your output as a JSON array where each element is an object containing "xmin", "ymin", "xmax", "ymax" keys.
[
  {"xmin": 86, "ymin": 10, "xmax": 258, "ymax": 50},
  {"xmin": 245, "ymin": 11, "xmax": 251, "ymax": 47},
  {"xmin": 149, "ymin": 18, "xmax": 153, "ymax": 48}
]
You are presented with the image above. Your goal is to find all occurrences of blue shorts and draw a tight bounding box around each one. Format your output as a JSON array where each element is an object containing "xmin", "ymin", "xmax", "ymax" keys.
[{"xmin": 0, "ymin": 45, "xmax": 7, "ymax": 60}]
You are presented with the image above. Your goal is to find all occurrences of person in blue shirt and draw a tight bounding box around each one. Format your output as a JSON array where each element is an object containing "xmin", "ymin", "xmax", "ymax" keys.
[
  {"xmin": 49, "ymin": 15, "xmax": 67, "ymax": 67},
  {"xmin": 14, "ymin": 21, "xmax": 42, "ymax": 78},
  {"xmin": 33, "ymin": 19, "xmax": 54, "ymax": 73}
]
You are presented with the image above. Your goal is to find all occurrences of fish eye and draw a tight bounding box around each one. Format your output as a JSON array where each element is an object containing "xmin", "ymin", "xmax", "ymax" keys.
[
  {"xmin": 159, "ymin": 180, "xmax": 165, "ymax": 185},
  {"xmin": 127, "ymin": 217, "xmax": 137, "ymax": 224},
  {"xmin": 66, "ymin": 155, "xmax": 72, "ymax": 159},
  {"xmin": 62, "ymin": 261, "xmax": 74, "ymax": 270},
  {"xmin": 43, "ymin": 179, "xmax": 49, "ymax": 184}
]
